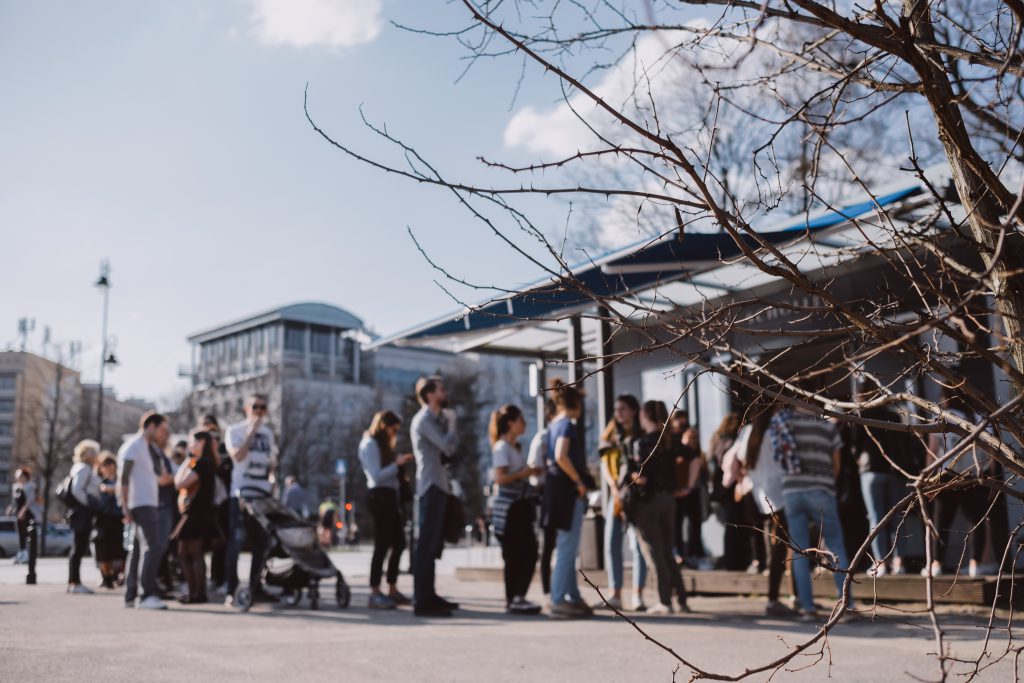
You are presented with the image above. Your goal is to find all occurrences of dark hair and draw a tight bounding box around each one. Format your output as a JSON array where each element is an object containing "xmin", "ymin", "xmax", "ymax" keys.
[
  {"xmin": 641, "ymin": 400, "xmax": 669, "ymax": 426},
  {"xmin": 247, "ymin": 393, "xmax": 268, "ymax": 406},
  {"xmin": 615, "ymin": 394, "xmax": 641, "ymax": 437},
  {"xmin": 549, "ymin": 378, "xmax": 582, "ymax": 411},
  {"xmin": 140, "ymin": 411, "xmax": 167, "ymax": 431},
  {"xmin": 190, "ymin": 430, "xmax": 216, "ymax": 461},
  {"xmin": 489, "ymin": 404, "xmax": 523, "ymax": 445},
  {"xmin": 201, "ymin": 414, "xmax": 220, "ymax": 428},
  {"xmin": 368, "ymin": 411, "xmax": 402, "ymax": 467},
  {"xmin": 174, "ymin": 439, "xmax": 188, "ymax": 449},
  {"xmin": 99, "ymin": 452, "xmax": 117, "ymax": 469},
  {"xmin": 670, "ymin": 409, "xmax": 689, "ymax": 424},
  {"xmin": 715, "ymin": 413, "xmax": 740, "ymax": 439},
  {"xmin": 416, "ymin": 376, "xmax": 443, "ymax": 406}
]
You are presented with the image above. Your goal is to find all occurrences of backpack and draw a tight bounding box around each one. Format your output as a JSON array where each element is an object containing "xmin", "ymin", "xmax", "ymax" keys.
[{"xmin": 55, "ymin": 474, "xmax": 79, "ymax": 508}]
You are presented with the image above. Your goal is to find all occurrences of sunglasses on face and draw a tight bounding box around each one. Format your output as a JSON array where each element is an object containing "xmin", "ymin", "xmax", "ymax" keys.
[{"xmin": 252, "ymin": 404, "xmax": 268, "ymax": 411}]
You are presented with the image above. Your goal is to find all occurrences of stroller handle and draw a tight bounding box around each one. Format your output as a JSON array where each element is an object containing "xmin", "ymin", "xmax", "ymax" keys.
[{"xmin": 238, "ymin": 486, "xmax": 274, "ymax": 499}]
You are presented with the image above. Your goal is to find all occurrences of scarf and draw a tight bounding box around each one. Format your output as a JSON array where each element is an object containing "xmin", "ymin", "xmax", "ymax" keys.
[{"xmin": 769, "ymin": 409, "xmax": 801, "ymax": 475}]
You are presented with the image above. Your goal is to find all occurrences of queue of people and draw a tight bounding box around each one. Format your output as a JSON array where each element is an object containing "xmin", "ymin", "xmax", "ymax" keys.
[{"xmin": 13, "ymin": 373, "xmax": 1012, "ymax": 623}]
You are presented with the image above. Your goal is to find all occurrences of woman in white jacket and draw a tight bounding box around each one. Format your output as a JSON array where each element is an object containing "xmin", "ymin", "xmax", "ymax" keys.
[
  {"xmin": 67, "ymin": 439, "xmax": 101, "ymax": 594},
  {"xmin": 726, "ymin": 410, "xmax": 799, "ymax": 617}
]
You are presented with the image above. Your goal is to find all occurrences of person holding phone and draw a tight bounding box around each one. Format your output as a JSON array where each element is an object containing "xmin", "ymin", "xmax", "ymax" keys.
[
  {"xmin": 224, "ymin": 393, "xmax": 276, "ymax": 606},
  {"xmin": 360, "ymin": 411, "xmax": 415, "ymax": 609}
]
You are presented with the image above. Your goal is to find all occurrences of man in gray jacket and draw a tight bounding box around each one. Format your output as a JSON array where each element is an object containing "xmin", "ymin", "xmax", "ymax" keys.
[{"xmin": 411, "ymin": 376, "xmax": 460, "ymax": 617}]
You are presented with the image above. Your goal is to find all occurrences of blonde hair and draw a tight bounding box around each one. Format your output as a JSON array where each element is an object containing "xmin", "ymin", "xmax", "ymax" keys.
[{"xmin": 73, "ymin": 439, "xmax": 100, "ymax": 463}]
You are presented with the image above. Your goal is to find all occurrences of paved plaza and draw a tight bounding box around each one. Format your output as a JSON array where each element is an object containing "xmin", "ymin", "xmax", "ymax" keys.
[{"xmin": 0, "ymin": 549, "xmax": 1016, "ymax": 682}]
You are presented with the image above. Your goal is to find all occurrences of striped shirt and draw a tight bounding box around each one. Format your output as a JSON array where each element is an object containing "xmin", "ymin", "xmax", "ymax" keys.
[{"xmin": 776, "ymin": 412, "xmax": 841, "ymax": 495}]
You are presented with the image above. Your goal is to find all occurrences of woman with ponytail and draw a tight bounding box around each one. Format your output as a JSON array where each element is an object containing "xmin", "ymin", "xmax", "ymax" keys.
[
  {"xmin": 359, "ymin": 411, "xmax": 414, "ymax": 609},
  {"xmin": 490, "ymin": 404, "xmax": 544, "ymax": 614}
]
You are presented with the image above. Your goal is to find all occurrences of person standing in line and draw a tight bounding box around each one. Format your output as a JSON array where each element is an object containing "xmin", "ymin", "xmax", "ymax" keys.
[
  {"xmin": 852, "ymin": 400, "xmax": 922, "ymax": 577},
  {"xmin": 772, "ymin": 405, "xmax": 855, "ymax": 620},
  {"xmin": 709, "ymin": 414, "xmax": 755, "ymax": 571},
  {"xmin": 201, "ymin": 414, "xmax": 230, "ymax": 593},
  {"xmin": 173, "ymin": 430, "xmax": 218, "ymax": 604},
  {"xmin": 11, "ymin": 467, "xmax": 41, "ymax": 565},
  {"xmin": 359, "ymin": 410, "xmax": 415, "ymax": 610},
  {"xmin": 67, "ymin": 439, "xmax": 101, "ymax": 594},
  {"xmin": 544, "ymin": 379, "xmax": 595, "ymax": 619},
  {"xmin": 119, "ymin": 411, "xmax": 174, "ymax": 610},
  {"xmin": 224, "ymin": 394, "xmax": 276, "ymax": 606},
  {"xmin": 668, "ymin": 410, "xmax": 690, "ymax": 563},
  {"xmin": 411, "ymin": 376, "xmax": 461, "ymax": 617},
  {"xmin": 490, "ymin": 404, "xmax": 544, "ymax": 614},
  {"xmin": 93, "ymin": 453, "xmax": 126, "ymax": 589},
  {"xmin": 730, "ymin": 408, "xmax": 799, "ymax": 617},
  {"xmin": 679, "ymin": 427, "xmax": 708, "ymax": 568},
  {"xmin": 627, "ymin": 401, "xmax": 689, "ymax": 615},
  {"xmin": 526, "ymin": 397, "xmax": 557, "ymax": 602},
  {"xmin": 156, "ymin": 441, "xmax": 180, "ymax": 596},
  {"xmin": 599, "ymin": 394, "xmax": 649, "ymax": 611}
]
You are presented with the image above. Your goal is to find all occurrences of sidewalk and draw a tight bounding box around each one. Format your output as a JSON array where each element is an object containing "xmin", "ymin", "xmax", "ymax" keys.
[{"xmin": 0, "ymin": 551, "xmax": 1014, "ymax": 682}]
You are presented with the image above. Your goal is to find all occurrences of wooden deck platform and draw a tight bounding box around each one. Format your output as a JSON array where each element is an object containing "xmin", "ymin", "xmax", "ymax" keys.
[{"xmin": 454, "ymin": 566, "xmax": 1020, "ymax": 606}]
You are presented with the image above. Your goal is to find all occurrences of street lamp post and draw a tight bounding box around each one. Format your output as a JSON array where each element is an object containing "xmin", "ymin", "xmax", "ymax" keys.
[{"xmin": 95, "ymin": 260, "xmax": 117, "ymax": 446}]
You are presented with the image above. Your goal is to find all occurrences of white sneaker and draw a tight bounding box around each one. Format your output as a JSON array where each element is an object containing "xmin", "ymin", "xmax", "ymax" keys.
[
  {"xmin": 604, "ymin": 596, "xmax": 623, "ymax": 610},
  {"xmin": 867, "ymin": 563, "xmax": 887, "ymax": 578},
  {"xmin": 138, "ymin": 596, "xmax": 168, "ymax": 610},
  {"xmin": 68, "ymin": 584, "xmax": 94, "ymax": 595},
  {"xmin": 921, "ymin": 562, "xmax": 942, "ymax": 577},
  {"xmin": 632, "ymin": 593, "xmax": 647, "ymax": 612},
  {"xmin": 647, "ymin": 603, "xmax": 672, "ymax": 615}
]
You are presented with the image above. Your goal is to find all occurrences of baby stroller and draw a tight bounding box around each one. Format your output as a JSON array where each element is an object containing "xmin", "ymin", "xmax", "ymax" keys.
[{"xmin": 234, "ymin": 488, "xmax": 351, "ymax": 612}]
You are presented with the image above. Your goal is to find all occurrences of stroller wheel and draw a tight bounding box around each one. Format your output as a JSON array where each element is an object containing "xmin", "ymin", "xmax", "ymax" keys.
[
  {"xmin": 235, "ymin": 587, "xmax": 254, "ymax": 612},
  {"xmin": 336, "ymin": 579, "xmax": 351, "ymax": 609},
  {"xmin": 283, "ymin": 589, "xmax": 302, "ymax": 608}
]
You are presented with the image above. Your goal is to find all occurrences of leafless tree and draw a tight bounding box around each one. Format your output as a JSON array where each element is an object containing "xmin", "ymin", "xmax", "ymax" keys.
[{"xmin": 304, "ymin": 0, "xmax": 1024, "ymax": 679}]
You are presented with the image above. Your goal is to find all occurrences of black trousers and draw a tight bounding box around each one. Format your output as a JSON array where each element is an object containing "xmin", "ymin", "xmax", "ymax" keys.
[
  {"xmin": 17, "ymin": 517, "xmax": 31, "ymax": 551},
  {"xmin": 765, "ymin": 510, "xmax": 798, "ymax": 603},
  {"xmin": 368, "ymin": 488, "xmax": 406, "ymax": 588},
  {"xmin": 498, "ymin": 500, "xmax": 538, "ymax": 605},
  {"xmin": 675, "ymin": 491, "xmax": 704, "ymax": 559},
  {"xmin": 69, "ymin": 523, "xmax": 92, "ymax": 585},
  {"xmin": 540, "ymin": 524, "xmax": 557, "ymax": 595},
  {"xmin": 933, "ymin": 481, "xmax": 989, "ymax": 565}
]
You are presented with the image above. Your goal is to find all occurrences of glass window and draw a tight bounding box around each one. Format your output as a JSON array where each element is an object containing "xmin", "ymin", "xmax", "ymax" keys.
[
  {"xmin": 311, "ymin": 330, "xmax": 330, "ymax": 355},
  {"xmin": 0, "ymin": 374, "xmax": 15, "ymax": 390},
  {"xmin": 0, "ymin": 422, "xmax": 12, "ymax": 437},
  {"xmin": 0, "ymin": 399, "xmax": 13, "ymax": 413},
  {"xmin": 285, "ymin": 326, "xmax": 306, "ymax": 352}
]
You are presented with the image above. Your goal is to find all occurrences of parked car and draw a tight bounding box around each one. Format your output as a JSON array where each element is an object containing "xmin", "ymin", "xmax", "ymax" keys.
[
  {"xmin": 0, "ymin": 516, "xmax": 75, "ymax": 557},
  {"xmin": 0, "ymin": 516, "xmax": 19, "ymax": 557},
  {"xmin": 43, "ymin": 523, "xmax": 74, "ymax": 557}
]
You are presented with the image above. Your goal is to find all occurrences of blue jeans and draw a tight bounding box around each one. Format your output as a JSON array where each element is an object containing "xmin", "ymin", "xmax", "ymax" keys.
[
  {"xmin": 551, "ymin": 498, "xmax": 585, "ymax": 605},
  {"xmin": 783, "ymin": 489, "xmax": 853, "ymax": 612},
  {"xmin": 414, "ymin": 485, "xmax": 448, "ymax": 606},
  {"xmin": 604, "ymin": 502, "xmax": 647, "ymax": 592},
  {"xmin": 860, "ymin": 472, "xmax": 907, "ymax": 562}
]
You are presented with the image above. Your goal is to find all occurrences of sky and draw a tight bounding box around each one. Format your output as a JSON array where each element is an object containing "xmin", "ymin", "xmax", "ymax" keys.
[{"xmin": 0, "ymin": 0, "xmax": 606, "ymax": 405}]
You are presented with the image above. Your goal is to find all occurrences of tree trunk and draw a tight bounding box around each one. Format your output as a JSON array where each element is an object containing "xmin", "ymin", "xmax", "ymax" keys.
[{"xmin": 905, "ymin": 0, "xmax": 1024, "ymax": 392}]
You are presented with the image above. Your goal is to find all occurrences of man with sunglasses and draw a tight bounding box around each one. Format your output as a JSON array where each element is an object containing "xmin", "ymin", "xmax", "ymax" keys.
[{"xmin": 224, "ymin": 393, "xmax": 276, "ymax": 605}]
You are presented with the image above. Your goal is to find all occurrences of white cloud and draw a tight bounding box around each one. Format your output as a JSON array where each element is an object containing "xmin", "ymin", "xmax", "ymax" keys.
[{"xmin": 247, "ymin": 0, "xmax": 383, "ymax": 49}]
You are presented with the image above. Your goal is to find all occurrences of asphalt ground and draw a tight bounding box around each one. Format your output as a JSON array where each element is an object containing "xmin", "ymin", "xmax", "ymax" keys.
[{"xmin": 0, "ymin": 549, "xmax": 1016, "ymax": 682}]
